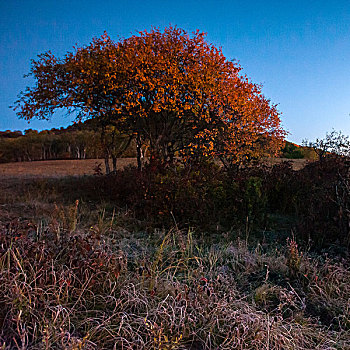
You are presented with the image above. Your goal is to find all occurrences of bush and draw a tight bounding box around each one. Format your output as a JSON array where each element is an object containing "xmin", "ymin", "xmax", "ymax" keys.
[
  {"xmin": 282, "ymin": 142, "xmax": 304, "ymax": 159},
  {"xmin": 294, "ymin": 156, "xmax": 350, "ymax": 248},
  {"xmin": 7, "ymin": 156, "xmax": 350, "ymax": 250}
]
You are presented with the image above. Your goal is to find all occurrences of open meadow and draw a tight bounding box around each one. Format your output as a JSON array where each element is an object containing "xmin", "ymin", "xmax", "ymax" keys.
[
  {"xmin": 0, "ymin": 158, "xmax": 308, "ymax": 179},
  {"xmin": 0, "ymin": 158, "xmax": 137, "ymax": 179},
  {"xmin": 0, "ymin": 157, "xmax": 349, "ymax": 349}
]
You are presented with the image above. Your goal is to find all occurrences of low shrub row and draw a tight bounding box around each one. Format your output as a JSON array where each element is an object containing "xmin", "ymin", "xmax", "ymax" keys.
[{"xmin": 47, "ymin": 156, "xmax": 350, "ymax": 251}]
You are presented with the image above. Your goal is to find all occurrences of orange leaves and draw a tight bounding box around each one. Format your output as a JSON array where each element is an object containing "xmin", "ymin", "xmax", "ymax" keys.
[{"xmin": 14, "ymin": 26, "xmax": 285, "ymax": 168}]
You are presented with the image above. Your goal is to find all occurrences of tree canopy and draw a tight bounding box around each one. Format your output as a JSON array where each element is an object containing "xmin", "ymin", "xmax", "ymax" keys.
[{"xmin": 13, "ymin": 26, "xmax": 285, "ymax": 168}]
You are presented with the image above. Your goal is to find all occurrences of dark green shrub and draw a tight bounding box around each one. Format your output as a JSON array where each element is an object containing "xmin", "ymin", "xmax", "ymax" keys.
[{"xmin": 282, "ymin": 142, "xmax": 304, "ymax": 159}]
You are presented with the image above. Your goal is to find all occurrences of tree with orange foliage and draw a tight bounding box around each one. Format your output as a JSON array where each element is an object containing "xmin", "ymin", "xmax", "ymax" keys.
[
  {"xmin": 13, "ymin": 34, "xmax": 132, "ymax": 173},
  {"xmin": 13, "ymin": 26, "xmax": 285, "ymax": 170}
]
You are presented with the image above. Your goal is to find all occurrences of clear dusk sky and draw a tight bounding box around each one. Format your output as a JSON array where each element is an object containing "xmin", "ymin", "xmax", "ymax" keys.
[{"xmin": 1, "ymin": 0, "xmax": 350, "ymax": 143}]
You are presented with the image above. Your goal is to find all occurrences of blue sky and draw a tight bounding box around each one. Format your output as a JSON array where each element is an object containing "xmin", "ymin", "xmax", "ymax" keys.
[{"xmin": 1, "ymin": 0, "xmax": 350, "ymax": 143}]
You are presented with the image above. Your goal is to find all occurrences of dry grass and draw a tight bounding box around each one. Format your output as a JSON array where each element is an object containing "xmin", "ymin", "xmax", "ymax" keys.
[
  {"xmin": 0, "ymin": 216, "xmax": 349, "ymax": 349},
  {"xmin": 0, "ymin": 159, "xmax": 348, "ymax": 349},
  {"xmin": 0, "ymin": 176, "xmax": 348, "ymax": 349},
  {"xmin": 0, "ymin": 158, "xmax": 310, "ymax": 179},
  {"xmin": 262, "ymin": 158, "xmax": 311, "ymax": 171},
  {"xmin": 0, "ymin": 158, "xmax": 137, "ymax": 178}
]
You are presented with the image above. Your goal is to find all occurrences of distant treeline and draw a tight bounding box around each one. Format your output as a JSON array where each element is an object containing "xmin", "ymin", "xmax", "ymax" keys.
[
  {"xmin": 0, "ymin": 123, "xmax": 135, "ymax": 163},
  {"xmin": 0, "ymin": 122, "xmax": 316, "ymax": 164},
  {"xmin": 280, "ymin": 141, "xmax": 317, "ymax": 160}
]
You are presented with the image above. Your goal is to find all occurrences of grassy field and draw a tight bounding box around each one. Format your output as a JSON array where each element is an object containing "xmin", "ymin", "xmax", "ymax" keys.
[
  {"xmin": 0, "ymin": 157, "xmax": 309, "ymax": 179},
  {"xmin": 0, "ymin": 158, "xmax": 137, "ymax": 178},
  {"xmin": 0, "ymin": 159, "xmax": 349, "ymax": 349}
]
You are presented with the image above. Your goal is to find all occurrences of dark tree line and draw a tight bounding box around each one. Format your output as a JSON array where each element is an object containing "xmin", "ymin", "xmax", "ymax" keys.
[
  {"xmin": 0, "ymin": 123, "xmax": 135, "ymax": 164},
  {"xmin": 0, "ymin": 124, "xmax": 317, "ymax": 166}
]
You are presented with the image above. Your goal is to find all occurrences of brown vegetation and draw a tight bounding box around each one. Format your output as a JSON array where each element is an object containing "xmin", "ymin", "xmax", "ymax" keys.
[
  {"xmin": 0, "ymin": 158, "xmax": 136, "ymax": 178},
  {"xmin": 0, "ymin": 156, "xmax": 349, "ymax": 349},
  {"xmin": 0, "ymin": 157, "xmax": 309, "ymax": 179}
]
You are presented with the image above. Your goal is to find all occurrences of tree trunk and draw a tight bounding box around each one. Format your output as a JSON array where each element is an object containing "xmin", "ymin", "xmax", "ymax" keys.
[
  {"xmin": 112, "ymin": 156, "xmax": 117, "ymax": 174},
  {"xmin": 104, "ymin": 155, "xmax": 111, "ymax": 174},
  {"xmin": 136, "ymin": 134, "xmax": 142, "ymax": 171}
]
